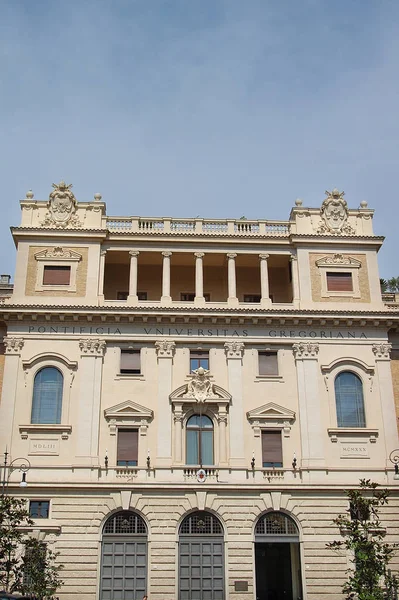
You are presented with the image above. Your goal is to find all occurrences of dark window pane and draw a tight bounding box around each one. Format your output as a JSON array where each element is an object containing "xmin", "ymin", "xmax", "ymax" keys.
[
  {"xmin": 29, "ymin": 500, "xmax": 50, "ymax": 519},
  {"xmin": 43, "ymin": 265, "xmax": 71, "ymax": 285},
  {"xmin": 190, "ymin": 351, "xmax": 209, "ymax": 372},
  {"xmin": 31, "ymin": 367, "xmax": 63, "ymax": 424},
  {"xmin": 243, "ymin": 294, "xmax": 261, "ymax": 303},
  {"xmin": 186, "ymin": 415, "xmax": 213, "ymax": 465},
  {"xmin": 335, "ymin": 372, "xmax": 365, "ymax": 427}
]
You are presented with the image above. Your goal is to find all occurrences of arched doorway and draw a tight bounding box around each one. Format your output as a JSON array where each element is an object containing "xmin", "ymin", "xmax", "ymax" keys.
[
  {"xmin": 179, "ymin": 511, "xmax": 225, "ymax": 600},
  {"xmin": 255, "ymin": 511, "xmax": 302, "ymax": 600},
  {"xmin": 100, "ymin": 511, "xmax": 147, "ymax": 600}
]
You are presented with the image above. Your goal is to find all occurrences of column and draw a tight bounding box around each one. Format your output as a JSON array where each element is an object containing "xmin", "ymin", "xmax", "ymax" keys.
[
  {"xmin": 173, "ymin": 403, "xmax": 183, "ymax": 463},
  {"xmin": 259, "ymin": 253, "xmax": 271, "ymax": 307},
  {"xmin": 372, "ymin": 343, "xmax": 399, "ymax": 465},
  {"xmin": 227, "ymin": 253, "xmax": 238, "ymax": 306},
  {"xmin": 290, "ymin": 254, "xmax": 300, "ymax": 306},
  {"xmin": 293, "ymin": 342, "xmax": 324, "ymax": 468},
  {"xmin": 155, "ymin": 340, "xmax": 176, "ymax": 465},
  {"xmin": 128, "ymin": 250, "xmax": 139, "ymax": 304},
  {"xmin": 225, "ymin": 342, "xmax": 245, "ymax": 466},
  {"xmin": 194, "ymin": 252, "xmax": 205, "ymax": 305},
  {"xmin": 218, "ymin": 407, "xmax": 228, "ymax": 465},
  {"xmin": 98, "ymin": 250, "xmax": 106, "ymax": 301},
  {"xmin": 76, "ymin": 339, "xmax": 106, "ymax": 463},
  {"xmin": 161, "ymin": 251, "xmax": 172, "ymax": 303},
  {"xmin": 0, "ymin": 338, "xmax": 24, "ymax": 450}
]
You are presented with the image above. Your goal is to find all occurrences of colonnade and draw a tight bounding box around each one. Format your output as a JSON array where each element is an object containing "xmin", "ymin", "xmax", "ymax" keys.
[{"xmin": 98, "ymin": 250, "xmax": 300, "ymax": 306}]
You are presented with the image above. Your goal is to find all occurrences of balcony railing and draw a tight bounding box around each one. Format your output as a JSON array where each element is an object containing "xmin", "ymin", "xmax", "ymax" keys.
[{"xmin": 105, "ymin": 216, "xmax": 290, "ymax": 237}]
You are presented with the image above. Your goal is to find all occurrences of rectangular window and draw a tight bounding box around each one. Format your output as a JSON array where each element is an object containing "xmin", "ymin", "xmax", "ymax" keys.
[
  {"xmin": 326, "ymin": 272, "xmax": 353, "ymax": 292},
  {"xmin": 180, "ymin": 293, "xmax": 210, "ymax": 301},
  {"xmin": 42, "ymin": 265, "xmax": 71, "ymax": 285},
  {"xmin": 258, "ymin": 351, "xmax": 278, "ymax": 376},
  {"xmin": 190, "ymin": 350, "xmax": 209, "ymax": 372},
  {"xmin": 138, "ymin": 291, "xmax": 148, "ymax": 300},
  {"xmin": 117, "ymin": 291, "xmax": 128, "ymax": 300},
  {"xmin": 117, "ymin": 429, "xmax": 138, "ymax": 466},
  {"xmin": 262, "ymin": 430, "xmax": 283, "ymax": 467},
  {"xmin": 244, "ymin": 294, "xmax": 261, "ymax": 303},
  {"xmin": 29, "ymin": 500, "xmax": 50, "ymax": 519},
  {"xmin": 120, "ymin": 349, "xmax": 141, "ymax": 374}
]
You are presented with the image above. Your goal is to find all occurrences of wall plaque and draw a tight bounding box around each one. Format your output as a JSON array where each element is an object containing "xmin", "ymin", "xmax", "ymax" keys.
[
  {"xmin": 340, "ymin": 443, "xmax": 368, "ymax": 458},
  {"xmin": 234, "ymin": 581, "xmax": 248, "ymax": 592},
  {"xmin": 29, "ymin": 438, "xmax": 60, "ymax": 455}
]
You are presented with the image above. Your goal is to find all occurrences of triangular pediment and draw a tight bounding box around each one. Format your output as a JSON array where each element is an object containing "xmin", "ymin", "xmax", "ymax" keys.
[
  {"xmin": 247, "ymin": 402, "xmax": 295, "ymax": 422},
  {"xmin": 104, "ymin": 400, "xmax": 153, "ymax": 421},
  {"xmin": 170, "ymin": 383, "xmax": 231, "ymax": 404},
  {"xmin": 315, "ymin": 254, "xmax": 361, "ymax": 268},
  {"xmin": 34, "ymin": 247, "xmax": 82, "ymax": 261}
]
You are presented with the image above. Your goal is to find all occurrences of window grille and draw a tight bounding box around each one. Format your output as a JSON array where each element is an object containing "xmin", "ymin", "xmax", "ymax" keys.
[
  {"xmin": 103, "ymin": 511, "xmax": 147, "ymax": 535},
  {"xmin": 180, "ymin": 511, "xmax": 222, "ymax": 535},
  {"xmin": 255, "ymin": 512, "xmax": 298, "ymax": 536}
]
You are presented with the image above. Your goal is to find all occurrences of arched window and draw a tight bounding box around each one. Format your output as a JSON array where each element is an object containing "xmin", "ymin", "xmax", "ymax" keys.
[
  {"xmin": 186, "ymin": 414, "xmax": 214, "ymax": 465},
  {"xmin": 335, "ymin": 371, "xmax": 365, "ymax": 428},
  {"xmin": 31, "ymin": 367, "xmax": 63, "ymax": 424}
]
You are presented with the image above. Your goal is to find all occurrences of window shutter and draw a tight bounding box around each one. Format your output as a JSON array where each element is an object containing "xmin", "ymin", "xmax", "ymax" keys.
[
  {"xmin": 117, "ymin": 429, "xmax": 138, "ymax": 463},
  {"xmin": 326, "ymin": 272, "xmax": 353, "ymax": 292},
  {"xmin": 262, "ymin": 431, "xmax": 283, "ymax": 466},
  {"xmin": 120, "ymin": 350, "xmax": 141, "ymax": 373},
  {"xmin": 43, "ymin": 266, "xmax": 71, "ymax": 285},
  {"xmin": 258, "ymin": 352, "xmax": 278, "ymax": 376}
]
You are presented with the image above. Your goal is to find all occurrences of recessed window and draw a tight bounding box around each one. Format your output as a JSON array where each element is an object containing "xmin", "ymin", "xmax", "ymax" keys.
[
  {"xmin": 120, "ymin": 349, "xmax": 141, "ymax": 374},
  {"xmin": 117, "ymin": 429, "xmax": 138, "ymax": 466},
  {"xmin": 43, "ymin": 265, "xmax": 71, "ymax": 286},
  {"xmin": 350, "ymin": 501, "xmax": 370, "ymax": 522},
  {"xmin": 258, "ymin": 351, "xmax": 278, "ymax": 377},
  {"xmin": 190, "ymin": 350, "xmax": 209, "ymax": 372},
  {"xmin": 335, "ymin": 371, "xmax": 366, "ymax": 428},
  {"xmin": 186, "ymin": 415, "xmax": 214, "ymax": 465},
  {"xmin": 138, "ymin": 291, "xmax": 148, "ymax": 300},
  {"xmin": 29, "ymin": 500, "xmax": 50, "ymax": 519},
  {"xmin": 327, "ymin": 272, "xmax": 353, "ymax": 292},
  {"xmin": 180, "ymin": 293, "xmax": 210, "ymax": 301},
  {"xmin": 262, "ymin": 430, "xmax": 283, "ymax": 467},
  {"xmin": 117, "ymin": 291, "xmax": 128, "ymax": 300},
  {"xmin": 31, "ymin": 367, "xmax": 63, "ymax": 424},
  {"xmin": 244, "ymin": 294, "xmax": 261, "ymax": 303}
]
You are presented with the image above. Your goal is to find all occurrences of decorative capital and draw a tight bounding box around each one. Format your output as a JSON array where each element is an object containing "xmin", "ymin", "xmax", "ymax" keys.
[
  {"xmin": 194, "ymin": 252, "xmax": 205, "ymax": 259},
  {"xmin": 226, "ymin": 253, "xmax": 237, "ymax": 260},
  {"xmin": 162, "ymin": 251, "xmax": 172, "ymax": 258},
  {"xmin": 289, "ymin": 254, "xmax": 298, "ymax": 262},
  {"xmin": 155, "ymin": 339, "xmax": 176, "ymax": 358},
  {"xmin": 79, "ymin": 338, "xmax": 106, "ymax": 356},
  {"xmin": 3, "ymin": 337, "xmax": 24, "ymax": 354},
  {"xmin": 224, "ymin": 341, "xmax": 245, "ymax": 359},
  {"xmin": 292, "ymin": 342, "xmax": 319, "ymax": 359},
  {"xmin": 372, "ymin": 343, "xmax": 392, "ymax": 360},
  {"xmin": 129, "ymin": 251, "xmax": 140, "ymax": 258},
  {"xmin": 259, "ymin": 253, "xmax": 269, "ymax": 261}
]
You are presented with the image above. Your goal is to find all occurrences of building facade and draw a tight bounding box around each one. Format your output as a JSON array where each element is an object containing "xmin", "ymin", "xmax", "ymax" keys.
[{"xmin": 0, "ymin": 183, "xmax": 398, "ymax": 600}]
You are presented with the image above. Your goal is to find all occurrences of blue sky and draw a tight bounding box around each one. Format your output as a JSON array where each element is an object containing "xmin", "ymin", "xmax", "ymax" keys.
[{"xmin": 0, "ymin": 0, "xmax": 398, "ymax": 279}]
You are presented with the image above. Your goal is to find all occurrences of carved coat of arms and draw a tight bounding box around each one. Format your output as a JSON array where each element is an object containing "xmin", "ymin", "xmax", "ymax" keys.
[
  {"xmin": 317, "ymin": 189, "xmax": 355, "ymax": 235},
  {"xmin": 184, "ymin": 367, "xmax": 213, "ymax": 403},
  {"xmin": 41, "ymin": 181, "xmax": 82, "ymax": 228}
]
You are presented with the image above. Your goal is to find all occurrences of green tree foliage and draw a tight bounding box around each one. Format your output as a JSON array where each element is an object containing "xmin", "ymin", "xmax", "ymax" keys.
[
  {"xmin": 20, "ymin": 538, "xmax": 64, "ymax": 600},
  {"xmin": 381, "ymin": 277, "xmax": 399, "ymax": 293},
  {"xmin": 327, "ymin": 480, "xmax": 398, "ymax": 600},
  {"xmin": 0, "ymin": 495, "xmax": 33, "ymax": 592}
]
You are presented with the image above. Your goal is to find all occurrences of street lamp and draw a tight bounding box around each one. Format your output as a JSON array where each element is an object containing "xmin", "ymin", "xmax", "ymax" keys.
[
  {"xmin": 1, "ymin": 449, "xmax": 31, "ymax": 495},
  {"xmin": 389, "ymin": 449, "xmax": 399, "ymax": 480}
]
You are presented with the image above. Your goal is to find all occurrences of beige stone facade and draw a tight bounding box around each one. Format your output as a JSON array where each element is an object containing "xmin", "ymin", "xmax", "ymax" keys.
[{"xmin": 0, "ymin": 184, "xmax": 399, "ymax": 600}]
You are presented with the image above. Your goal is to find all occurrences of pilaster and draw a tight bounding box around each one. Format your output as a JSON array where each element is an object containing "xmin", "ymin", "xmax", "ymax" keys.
[
  {"xmin": 0, "ymin": 337, "xmax": 24, "ymax": 449},
  {"xmin": 155, "ymin": 340, "xmax": 176, "ymax": 465},
  {"xmin": 224, "ymin": 341, "xmax": 245, "ymax": 466},
  {"xmin": 372, "ymin": 343, "xmax": 399, "ymax": 463}
]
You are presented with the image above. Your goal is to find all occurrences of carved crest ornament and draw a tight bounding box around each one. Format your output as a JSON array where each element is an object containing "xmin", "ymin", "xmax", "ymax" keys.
[
  {"xmin": 317, "ymin": 189, "xmax": 356, "ymax": 235},
  {"xmin": 184, "ymin": 367, "xmax": 214, "ymax": 403},
  {"xmin": 41, "ymin": 181, "xmax": 82, "ymax": 228}
]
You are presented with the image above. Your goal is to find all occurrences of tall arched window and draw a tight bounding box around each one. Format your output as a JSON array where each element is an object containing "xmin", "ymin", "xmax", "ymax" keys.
[
  {"xmin": 186, "ymin": 414, "xmax": 214, "ymax": 465},
  {"xmin": 335, "ymin": 371, "xmax": 365, "ymax": 428},
  {"xmin": 31, "ymin": 367, "xmax": 63, "ymax": 424}
]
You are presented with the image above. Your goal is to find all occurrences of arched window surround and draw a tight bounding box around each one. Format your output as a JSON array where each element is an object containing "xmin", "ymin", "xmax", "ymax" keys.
[
  {"xmin": 253, "ymin": 509, "xmax": 301, "ymax": 541},
  {"xmin": 20, "ymin": 354, "xmax": 77, "ymax": 439},
  {"xmin": 321, "ymin": 358, "xmax": 379, "ymax": 442}
]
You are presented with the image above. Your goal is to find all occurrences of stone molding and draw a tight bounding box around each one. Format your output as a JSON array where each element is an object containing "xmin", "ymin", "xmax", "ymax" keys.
[
  {"xmin": 292, "ymin": 342, "xmax": 319, "ymax": 359},
  {"xmin": 315, "ymin": 253, "xmax": 361, "ymax": 268},
  {"xmin": 372, "ymin": 342, "xmax": 392, "ymax": 359},
  {"xmin": 3, "ymin": 336, "xmax": 24, "ymax": 354},
  {"xmin": 224, "ymin": 341, "xmax": 244, "ymax": 359},
  {"xmin": 155, "ymin": 340, "xmax": 176, "ymax": 358},
  {"xmin": 79, "ymin": 338, "xmax": 106, "ymax": 356}
]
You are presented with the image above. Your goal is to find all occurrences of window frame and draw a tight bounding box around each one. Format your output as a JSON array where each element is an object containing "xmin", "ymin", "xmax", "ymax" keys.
[
  {"xmin": 29, "ymin": 500, "xmax": 50, "ymax": 519},
  {"xmin": 119, "ymin": 348, "xmax": 142, "ymax": 375},
  {"xmin": 185, "ymin": 413, "xmax": 215, "ymax": 467},
  {"xmin": 315, "ymin": 255, "xmax": 361, "ymax": 299},
  {"xmin": 34, "ymin": 249, "xmax": 81, "ymax": 293},
  {"xmin": 31, "ymin": 366, "xmax": 64, "ymax": 425},
  {"xmin": 189, "ymin": 350, "xmax": 210, "ymax": 373},
  {"xmin": 257, "ymin": 350, "xmax": 279, "ymax": 378},
  {"xmin": 334, "ymin": 370, "xmax": 366, "ymax": 429},
  {"xmin": 116, "ymin": 428, "xmax": 139, "ymax": 467},
  {"xmin": 261, "ymin": 429, "xmax": 283, "ymax": 468}
]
